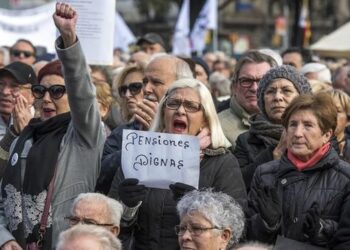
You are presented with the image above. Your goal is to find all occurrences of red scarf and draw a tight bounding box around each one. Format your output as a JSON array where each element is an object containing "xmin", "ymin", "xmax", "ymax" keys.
[{"xmin": 287, "ymin": 142, "xmax": 331, "ymax": 171}]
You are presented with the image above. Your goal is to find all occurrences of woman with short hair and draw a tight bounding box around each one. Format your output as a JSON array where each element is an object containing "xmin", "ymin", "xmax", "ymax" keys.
[
  {"xmin": 176, "ymin": 189, "xmax": 245, "ymax": 250},
  {"xmin": 247, "ymin": 92, "xmax": 350, "ymax": 249}
]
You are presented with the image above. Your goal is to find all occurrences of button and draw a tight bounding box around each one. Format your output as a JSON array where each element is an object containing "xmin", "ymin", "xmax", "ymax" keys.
[
  {"xmin": 281, "ymin": 178, "xmax": 287, "ymax": 185},
  {"xmin": 293, "ymin": 217, "xmax": 298, "ymax": 223}
]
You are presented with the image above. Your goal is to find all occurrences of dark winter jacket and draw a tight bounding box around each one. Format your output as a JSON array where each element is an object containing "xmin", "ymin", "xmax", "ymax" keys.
[
  {"xmin": 109, "ymin": 148, "xmax": 247, "ymax": 250},
  {"xmin": 247, "ymin": 148, "xmax": 350, "ymax": 249},
  {"xmin": 96, "ymin": 121, "xmax": 140, "ymax": 194},
  {"xmin": 233, "ymin": 131, "xmax": 275, "ymax": 190}
]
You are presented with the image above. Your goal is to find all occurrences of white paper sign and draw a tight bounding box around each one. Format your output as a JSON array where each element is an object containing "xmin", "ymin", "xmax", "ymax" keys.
[
  {"xmin": 63, "ymin": 0, "xmax": 115, "ymax": 65},
  {"xmin": 122, "ymin": 129, "xmax": 200, "ymax": 189}
]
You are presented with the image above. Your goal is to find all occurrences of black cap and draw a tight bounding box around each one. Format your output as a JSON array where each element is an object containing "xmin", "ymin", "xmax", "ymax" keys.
[
  {"xmin": 136, "ymin": 33, "xmax": 165, "ymax": 48},
  {"xmin": 0, "ymin": 61, "xmax": 37, "ymax": 85},
  {"xmin": 192, "ymin": 56, "xmax": 210, "ymax": 79}
]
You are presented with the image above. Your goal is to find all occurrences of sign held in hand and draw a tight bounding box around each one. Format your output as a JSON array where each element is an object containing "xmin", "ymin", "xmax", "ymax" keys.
[{"xmin": 122, "ymin": 129, "xmax": 200, "ymax": 189}]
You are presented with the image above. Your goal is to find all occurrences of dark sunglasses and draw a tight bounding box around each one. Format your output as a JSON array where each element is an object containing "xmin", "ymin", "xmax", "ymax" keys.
[
  {"xmin": 118, "ymin": 82, "xmax": 143, "ymax": 97},
  {"xmin": 10, "ymin": 49, "xmax": 35, "ymax": 58},
  {"xmin": 31, "ymin": 84, "xmax": 66, "ymax": 100}
]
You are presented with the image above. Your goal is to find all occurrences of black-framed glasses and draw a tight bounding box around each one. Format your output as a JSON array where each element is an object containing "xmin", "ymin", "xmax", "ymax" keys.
[
  {"xmin": 10, "ymin": 49, "xmax": 35, "ymax": 58},
  {"xmin": 165, "ymin": 97, "xmax": 202, "ymax": 113},
  {"xmin": 64, "ymin": 216, "xmax": 115, "ymax": 227},
  {"xmin": 31, "ymin": 84, "xmax": 66, "ymax": 100},
  {"xmin": 118, "ymin": 82, "xmax": 143, "ymax": 97},
  {"xmin": 237, "ymin": 77, "xmax": 261, "ymax": 88},
  {"xmin": 174, "ymin": 225, "xmax": 221, "ymax": 236}
]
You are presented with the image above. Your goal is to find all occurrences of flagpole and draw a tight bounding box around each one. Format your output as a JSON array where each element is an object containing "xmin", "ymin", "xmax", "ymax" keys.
[{"xmin": 213, "ymin": 28, "xmax": 218, "ymax": 52}]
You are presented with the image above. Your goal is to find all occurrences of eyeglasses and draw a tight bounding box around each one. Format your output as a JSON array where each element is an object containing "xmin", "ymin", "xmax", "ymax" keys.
[
  {"xmin": 64, "ymin": 216, "xmax": 115, "ymax": 227},
  {"xmin": 31, "ymin": 84, "xmax": 66, "ymax": 100},
  {"xmin": 237, "ymin": 77, "xmax": 261, "ymax": 88},
  {"xmin": 10, "ymin": 49, "xmax": 35, "ymax": 58},
  {"xmin": 165, "ymin": 98, "xmax": 202, "ymax": 113},
  {"xmin": 118, "ymin": 82, "xmax": 143, "ymax": 97},
  {"xmin": 174, "ymin": 225, "xmax": 221, "ymax": 236}
]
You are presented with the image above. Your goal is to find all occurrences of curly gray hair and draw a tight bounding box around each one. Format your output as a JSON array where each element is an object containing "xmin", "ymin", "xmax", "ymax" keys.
[{"xmin": 177, "ymin": 189, "xmax": 245, "ymax": 248}]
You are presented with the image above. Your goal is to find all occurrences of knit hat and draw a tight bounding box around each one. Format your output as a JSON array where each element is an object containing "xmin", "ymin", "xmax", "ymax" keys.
[
  {"xmin": 257, "ymin": 65, "xmax": 311, "ymax": 117},
  {"xmin": 192, "ymin": 56, "xmax": 210, "ymax": 79},
  {"xmin": 38, "ymin": 59, "xmax": 63, "ymax": 83}
]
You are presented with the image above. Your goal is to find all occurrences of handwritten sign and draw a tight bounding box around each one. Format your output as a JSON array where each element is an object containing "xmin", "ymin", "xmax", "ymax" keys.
[{"xmin": 122, "ymin": 129, "xmax": 200, "ymax": 189}]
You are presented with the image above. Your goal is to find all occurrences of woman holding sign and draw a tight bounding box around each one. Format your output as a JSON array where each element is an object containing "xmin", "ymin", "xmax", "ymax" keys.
[{"xmin": 109, "ymin": 78, "xmax": 247, "ymax": 250}]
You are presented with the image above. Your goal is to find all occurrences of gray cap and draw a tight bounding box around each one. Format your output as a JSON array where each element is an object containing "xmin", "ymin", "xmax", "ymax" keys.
[{"xmin": 257, "ymin": 65, "xmax": 311, "ymax": 117}]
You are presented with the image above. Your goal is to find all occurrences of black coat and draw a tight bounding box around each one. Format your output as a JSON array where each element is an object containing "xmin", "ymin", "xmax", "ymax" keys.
[
  {"xmin": 247, "ymin": 148, "xmax": 350, "ymax": 249},
  {"xmin": 109, "ymin": 149, "xmax": 247, "ymax": 250},
  {"xmin": 233, "ymin": 131, "xmax": 275, "ymax": 190}
]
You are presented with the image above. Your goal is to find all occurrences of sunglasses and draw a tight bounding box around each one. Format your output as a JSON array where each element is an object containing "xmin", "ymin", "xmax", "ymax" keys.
[
  {"xmin": 10, "ymin": 49, "xmax": 35, "ymax": 58},
  {"xmin": 31, "ymin": 84, "xmax": 66, "ymax": 100},
  {"xmin": 118, "ymin": 82, "xmax": 143, "ymax": 97}
]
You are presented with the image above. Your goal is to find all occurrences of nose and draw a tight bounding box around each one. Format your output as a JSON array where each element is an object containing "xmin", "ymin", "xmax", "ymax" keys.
[
  {"xmin": 125, "ymin": 89, "xmax": 132, "ymax": 98},
  {"xmin": 180, "ymin": 228, "xmax": 192, "ymax": 241},
  {"xmin": 274, "ymin": 89, "xmax": 283, "ymax": 101},
  {"xmin": 42, "ymin": 91, "xmax": 52, "ymax": 102},
  {"xmin": 293, "ymin": 124, "xmax": 303, "ymax": 137},
  {"xmin": 249, "ymin": 81, "xmax": 258, "ymax": 92},
  {"xmin": 175, "ymin": 103, "xmax": 186, "ymax": 114},
  {"xmin": 143, "ymin": 81, "xmax": 153, "ymax": 96}
]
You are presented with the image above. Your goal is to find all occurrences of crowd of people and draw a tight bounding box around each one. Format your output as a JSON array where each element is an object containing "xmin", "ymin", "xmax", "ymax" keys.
[{"xmin": 0, "ymin": 2, "xmax": 350, "ymax": 250}]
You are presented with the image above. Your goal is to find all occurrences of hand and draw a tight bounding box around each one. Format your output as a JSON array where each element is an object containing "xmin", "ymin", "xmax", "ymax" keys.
[
  {"xmin": 197, "ymin": 127, "xmax": 211, "ymax": 150},
  {"xmin": 12, "ymin": 93, "xmax": 33, "ymax": 134},
  {"xmin": 303, "ymin": 203, "xmax": 324, "ymax": 241},
  {"xmin": 1, "ymin": 240, "xmax": 23, "ymax": 250},
  {"xmin": 169, "ymin": 182, "xmax": 196, "ymax": 202},
  {"xmin": 256, "ymin": 185, "xmax": 281, "ymax": 227},
  {"xmin": 273, "ymin": 130, "xmax": 287, "ymax": 160},
  {"xmin": 134, "ymin": 99, "xmax": 158, "ymax": 130},
  {"xmin": 53, "ymin": 2, "xmax": 77, "ymax": 48},
  {"xmin": 118, "ymin": 178, "xmax": 146, "ymax": 207}
]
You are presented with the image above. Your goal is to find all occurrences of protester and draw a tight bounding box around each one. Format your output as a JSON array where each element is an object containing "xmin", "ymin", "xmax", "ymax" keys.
[
  {"xmin": 333, "ymin": 64, "xmax": 350, "ymax": 95},
  {"xmin": 218, "ymin": 50, "xmax": 277, "ymax": 147},
  {"xmin": 234, "ymin": 65, "xmax": 312, "ymax": 189},
  {"xmin": 128, "ymin": 50, "xmax": 151, "ymax": 67},
  {"xmin": 66, "ymin": 193, "xmax": 123, "ymax": 237},
  {"xmin": 212, "ymin": 59, "xmax": 232, "ymax": 79},
  {"xmin": 281, "ymin": 47, "xmax": 306, "ymax": 71},
  {"xmin": 96, "ymin": 64, "xmax": 146, "ymax": 194},
  {"xmin": 192, "ymin": 56, "xmax": 210, "ymax": 88},
  {"xmin": 56, "ymin": 225, "xmax": 122, "ymax": 250},
  {"xmin": 176, "ymin": 189, "xmax": 245, "ymax": 250},
  {"xmin": 10, "ymin": 39, "xmax": 36, "ymax": 65},
  {"xmin": 247, "ymin": 92, "xmax": 350, "ymax": 249},
  {"xmin": 209, "ymin": 72, "xmax": 231, "ymax": 102},
  {"xmin": 136, "ymin": 32, "xmax": 166, "ymax": 55},
  {"xmin": 94, "ymin": 81, "xmax": 114, "ymax": 136},
  {"xmin": 0, "ymin": 4, "xmax": 105, "ymax": 249},
  {"xmin": 0, "ymin": 61, "xmax": 37, "ymax": 140},
  {"xmin": 327, "ymin": 89, "xmax": 350, "ymax": 162},
  {"xmin": 108, "ymin": 78, "xmax": 247, "ymax": 250}
]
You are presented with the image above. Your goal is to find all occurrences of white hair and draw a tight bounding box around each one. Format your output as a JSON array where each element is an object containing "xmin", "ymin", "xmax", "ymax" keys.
[
  {"xmin": 301, "ymin": 62, "xmax": 332, "ymax": 84},
  {"xmin": 177, "ymin": 189, "xmax": 245, "ymax": 248},
  {"xmin": 72, "ymin": 193, "xmax": 123, "ymax": 227},
  {"xmin": 56, "ymin": 224, "xmax": 122, "ymax": 250},
  {"xmin": 258, "ymin": 48, "xmax": 282, "ymax": 66},
  {"xmin": 150, "ymin": 78, "xmax": 231, "ymax": 149}
]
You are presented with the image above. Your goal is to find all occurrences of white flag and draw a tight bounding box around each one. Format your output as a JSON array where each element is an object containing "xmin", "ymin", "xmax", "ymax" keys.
[
  {"xmin": 172, "ymin": 0, "xmax": 191, "ymax": 56},
  {"xmin": 190, "ymin": 0, "xmax": 217, "ymax": 54},
  {"xmin": 114, "ymin": 11, "xmax": 136, "ymax": 52}
]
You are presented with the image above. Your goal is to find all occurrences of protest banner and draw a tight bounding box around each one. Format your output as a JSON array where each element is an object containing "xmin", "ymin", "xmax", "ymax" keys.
[{"xmin": 122, "ymin": 129, "xmax": 200, "ymax": 189}]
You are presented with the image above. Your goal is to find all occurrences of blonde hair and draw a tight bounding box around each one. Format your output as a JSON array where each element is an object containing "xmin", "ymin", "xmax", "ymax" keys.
[
  {"xmin": 327, "ymin": 89, "xmax": 350, "ymax": 118},
  {"xmin": 150, "ymin": 78, "xmax": 231, "ymax": 149}
]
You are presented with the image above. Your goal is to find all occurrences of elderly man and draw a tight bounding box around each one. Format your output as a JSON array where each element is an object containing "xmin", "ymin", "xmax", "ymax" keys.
[
  {"xmin": 136, "ymin": 33, "xmax": 166, "ymax": 55},
  {"xmin": 10, "ymin": 39, "xmax": 36, "ymax": 66},
  {"xmin": 333, "ymin": 65, "xmax": 350, "ymax": 95},
  {"xmin": 96, "ymin": 55, "xmax": 194, "ymax": 194},
  {"xmin": 57, "ymin": 224, "xmax": 122, "ymax": 250},
  {"xmin": 218, "ymin": 51, "xmax": 277, "ymax": 148},
  {"xmin": 66, "ymin": 193, "xmax": 123, "ymax": 237},
  {"xmin": 0, "ymin": 61, "xmax": 36, "ymax": 140},
  {"xmin": 281, "ymin": 47, "xmax": 308, "ymax": 71}
]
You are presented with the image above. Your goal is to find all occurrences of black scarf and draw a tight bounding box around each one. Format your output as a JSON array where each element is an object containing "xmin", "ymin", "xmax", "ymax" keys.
[
  {"xmin": 249, "ymin": 113, "xmax": 284, "ymax": 147},
  {"xmin": 1, "ymin": 112, "xmax": 71, "ymax": 249}
]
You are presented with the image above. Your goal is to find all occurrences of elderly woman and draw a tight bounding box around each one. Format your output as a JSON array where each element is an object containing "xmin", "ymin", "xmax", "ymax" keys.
[
  {"xmin": 96, "ymin": 64, "xmax": 145, "ymax": 194},
  {"xmin": 247, "ymin": 92, "xmax": 350, "ymax": 249},
  {"xmin": 233, "ymin": 65, "xmax": 312, "ymax": 189},
  {"xmin": 108, "ymin": 78, "xmax": 247, "ymax": 250},
  {"xmin": 176, "ymin": 189, "xmax": 245, "ymax": 250},
  {"xmin": 327, "ymin": 89, "xmax": 350, "ymax": 161},
  {"xmin": 0, "ymin": 4, "xmax": 104, "ymax": 249}
]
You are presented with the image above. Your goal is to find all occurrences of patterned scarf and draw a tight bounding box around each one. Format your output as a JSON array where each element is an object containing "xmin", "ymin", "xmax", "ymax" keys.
[{"xmin": 1, "ymin": 112, "xmax": 71, "ymax": 249}]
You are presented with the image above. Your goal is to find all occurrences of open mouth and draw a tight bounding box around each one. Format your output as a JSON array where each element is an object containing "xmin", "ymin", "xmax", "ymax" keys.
[{"xmin": 173, "ymin": 120, "xmax": 187, "ymax": 133}]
